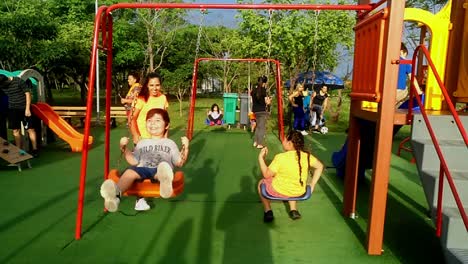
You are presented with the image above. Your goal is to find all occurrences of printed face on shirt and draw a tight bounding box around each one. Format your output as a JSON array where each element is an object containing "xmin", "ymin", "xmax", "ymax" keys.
[
  {"xmin": 128, "ymin": 75, "xmax": 137, "ymax": 86},
  {"xmin": 148, "ymin": 77, "xmax": 162, "ymax": 97},
  {"xmin": 146, "ymin": 113, "xmax": 168, "ymax": 137}
]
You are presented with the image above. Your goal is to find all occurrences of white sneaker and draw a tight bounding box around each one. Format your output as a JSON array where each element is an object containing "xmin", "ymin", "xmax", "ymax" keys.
[
  {"xmin": 300, "ymin": 130, "xmax": 308, "ymax": 136},
  {"xmin": 135, "ymin": 198, "xmax": 150, "ymax": 211},
  {"xmin": 100, "ymin": 179, "xmax": 120, "ymax": 212},
  {"xmin": 156, "ymin": 162, "xmax": 174, "ymax": 199}
]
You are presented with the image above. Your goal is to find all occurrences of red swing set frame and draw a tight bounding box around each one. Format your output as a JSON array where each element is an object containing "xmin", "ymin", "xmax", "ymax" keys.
[
  {"xmin": 187, "ymin": 58, "xmax": 284, "ymax": 140},
  {"xmin": 75, "ymin": 1, "xmax": 411, "ymax": 256}
]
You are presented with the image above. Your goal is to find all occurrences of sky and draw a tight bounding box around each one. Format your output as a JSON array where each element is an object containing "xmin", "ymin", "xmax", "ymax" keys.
[
  {"xmin": 186, "ymin": 0, "xmax": 252, "ymax": 27},
  {"xmin": 185, "ymin": 0, "xmax": 353, "ymax": 78}
]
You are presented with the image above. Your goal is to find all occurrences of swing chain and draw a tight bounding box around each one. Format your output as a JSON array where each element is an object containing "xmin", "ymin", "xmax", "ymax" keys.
[
  {"xmin": 267, "ymin": 9, "xmax": 273, "ymax": 59},
  {"xmin": 116, "ymin": 85, "xmax": 141, "ymax": 169},
  {"xmin": 195, "ymin": 9, "xmax": 206, "ymax": 59},
  {"xmin": 266, "ymin": 9, "xmax": 273, "ymax": 76},
  {"xmin": 311, "ymin": 10, "xmax": 320, "ymax": 86}
]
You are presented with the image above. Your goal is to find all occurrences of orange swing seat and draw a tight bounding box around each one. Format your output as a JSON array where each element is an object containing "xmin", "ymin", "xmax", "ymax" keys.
[{"xmin": 107, "ymin": 169, "xmax": 185, "ymax": 198}]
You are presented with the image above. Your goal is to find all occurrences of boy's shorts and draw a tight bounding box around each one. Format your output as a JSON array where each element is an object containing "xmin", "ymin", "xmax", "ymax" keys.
[
  {"xmin": 7, "ymin": 109, "xmax": 26, "ymax": 130},
  {"xmin": 126, "ymin": 166, "xmax": 158, "ymax": 181}
]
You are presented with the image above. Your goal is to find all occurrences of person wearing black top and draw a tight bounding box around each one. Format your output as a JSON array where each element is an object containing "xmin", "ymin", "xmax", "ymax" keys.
[
  {"xmin": 310, "ymin": 85, "xmax": 329, "ymax": 131},
  {"xmin": 0, "ymin": 74, "xmax": 38, "ymax": 156},
  {"xmin": 288, "ymin": 83, "xmax": 308, "ymax": 135},
  {"xmin": 251, "ymin": 76, "xmax": 271, "ymax": 149}
]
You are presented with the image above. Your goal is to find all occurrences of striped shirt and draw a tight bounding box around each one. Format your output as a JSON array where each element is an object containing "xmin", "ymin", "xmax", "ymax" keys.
[{"xmin": 0, "ymin": 77, "xmax": 31, "ymax": 109}]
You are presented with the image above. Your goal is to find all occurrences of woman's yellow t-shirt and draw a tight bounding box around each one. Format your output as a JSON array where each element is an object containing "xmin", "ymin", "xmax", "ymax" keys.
[
  {"xmin": 269, "ymin": 151, "xmax": 317, "ymax": 197},
  {"xmin": 135, "ymin": 95, "xmax": 169, "ymax": 138}
]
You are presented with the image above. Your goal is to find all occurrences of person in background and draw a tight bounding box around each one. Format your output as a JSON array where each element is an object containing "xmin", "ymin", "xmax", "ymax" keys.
[
  {"xmin": 251, "ymin": 76, "xmax": 271, "ymax": 149},
  {"xmin": 207, "ymin": 103, "xmax": 224, "ymax": 126},
  {"xmin": 396, "ymin": 42, "xmax": 423, "ymax": 108},
  {"xmin": 288, "ymin": 83, "xmax": 308, "ymax": 136},
  {"xmin": 0, "ymin": 88, "xmax": 8, "ymax": 139},
  {"xmin": 310, "ymin": 85, "xmax": 329, "ymax": 131},
  {"xmin": 121, "ymin": 72, "xmax": 140, "ymax": 126},
  {"xmin": 0, "ymin": 74, "xmax": 38, "ymax": 156},
  {"xmin": 302, "ymin": 87, "xmax": 312, "ymax": 131},
  {"xmin": 131, "ymin": 71, "xmax": 169, "ymax": 143}
]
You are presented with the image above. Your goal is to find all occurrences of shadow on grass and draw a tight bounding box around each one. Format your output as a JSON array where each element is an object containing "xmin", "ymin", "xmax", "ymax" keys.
[{"xmin": 320, "ymin": 170, "xmax": 444, "ymax": 262}]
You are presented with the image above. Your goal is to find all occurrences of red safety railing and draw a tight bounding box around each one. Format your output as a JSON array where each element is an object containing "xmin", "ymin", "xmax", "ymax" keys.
[{"xmin": 408, "ymin": 45, "xmax": 468, "ymax": 236}]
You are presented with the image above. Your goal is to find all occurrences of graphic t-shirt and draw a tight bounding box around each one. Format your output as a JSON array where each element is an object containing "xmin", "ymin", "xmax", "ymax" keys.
[{"xmin": 133, "ymin": 138, "xmax": 180, "ymax": 169}]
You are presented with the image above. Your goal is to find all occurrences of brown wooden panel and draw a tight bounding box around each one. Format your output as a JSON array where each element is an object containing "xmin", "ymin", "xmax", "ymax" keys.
[{"xmin": 351, "ymin": 8, "xmax": 388, "ymax": 102}]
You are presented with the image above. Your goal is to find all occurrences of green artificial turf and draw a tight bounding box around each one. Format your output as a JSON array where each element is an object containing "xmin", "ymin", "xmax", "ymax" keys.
[{"xmin": 0, "ymin": 124, "xmax": 444, "ymax": 263}]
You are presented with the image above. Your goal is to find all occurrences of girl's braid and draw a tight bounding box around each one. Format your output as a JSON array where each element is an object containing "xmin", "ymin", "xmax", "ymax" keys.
[{"xmin": 288, "ymin": 130, "xmax": 311, "ymax": 186}]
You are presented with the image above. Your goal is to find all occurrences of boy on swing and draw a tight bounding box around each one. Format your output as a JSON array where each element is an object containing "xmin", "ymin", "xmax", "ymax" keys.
[{"xmin": 100, "ymin": 108, "xmax": 190, "ymax": 212}]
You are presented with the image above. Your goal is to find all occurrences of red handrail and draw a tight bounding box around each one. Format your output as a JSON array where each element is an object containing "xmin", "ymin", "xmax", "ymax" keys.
[{"xmin": 408, "ymin": 45, "xmax": 468, "ymax": 236}]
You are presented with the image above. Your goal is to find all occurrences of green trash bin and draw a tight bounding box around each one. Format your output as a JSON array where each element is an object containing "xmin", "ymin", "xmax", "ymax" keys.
[{"xmin": 223, "ymin": 93, "xmax": 238, "ymax": 125}]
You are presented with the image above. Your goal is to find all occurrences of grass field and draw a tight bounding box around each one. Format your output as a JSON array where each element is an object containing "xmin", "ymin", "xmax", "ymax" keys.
[{"xmin": 0, "ymin": 88, "xmax": 437, "ymax": 263}]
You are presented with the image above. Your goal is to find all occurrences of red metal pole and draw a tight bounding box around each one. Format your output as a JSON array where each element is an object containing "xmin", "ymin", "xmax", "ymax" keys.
[
  {"xmin": 104, "ymin": 15, "xmax": 113, "ymax": 178},
  {"xmin": 436, "ymin": 164, "xmax": 444, "ymax": 237},
  {"xmin": 412, "ymin": 45, "xmax": 468, "ymax": 145},
  {"xmin": 412, "ymin": 91, "xmax": 468, "ymax": 232},
  {"xmin": 75, "ymin": 6, "xmax": 108, "ymax": 240},
  {"xmin": 106, "ymin": 3, "xmax": 374, "ymax": 13}
]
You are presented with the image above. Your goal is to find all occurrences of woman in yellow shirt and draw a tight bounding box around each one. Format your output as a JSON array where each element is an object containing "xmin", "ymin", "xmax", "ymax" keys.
[
  {"xmin": 258, "ymin": 130, "xmax": 324, "ymax": 222},
  {"xmin": 131, "ymin": 72, "xmax": 169, "ymax": 143}
]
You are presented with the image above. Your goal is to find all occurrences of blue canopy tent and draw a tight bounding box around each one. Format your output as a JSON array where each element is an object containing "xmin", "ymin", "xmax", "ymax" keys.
[{"xmin": 285, "ymin": 71, "xmax": 345, "ymax": 91}]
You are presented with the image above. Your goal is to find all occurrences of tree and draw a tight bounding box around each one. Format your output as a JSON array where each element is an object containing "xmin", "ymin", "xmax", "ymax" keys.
[
  {"xmin": 135, "ymin": 0, "xmax": 187, "ymax": 73},
  {"xmin": 238, "ymin": 0, "xmax": 355, "ymax": 91}
]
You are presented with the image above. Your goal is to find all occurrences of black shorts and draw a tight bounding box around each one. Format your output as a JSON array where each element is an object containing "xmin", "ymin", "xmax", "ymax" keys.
[{"xmin": 7, "ymin": 109, "xmax": 27, "ymax": 130}]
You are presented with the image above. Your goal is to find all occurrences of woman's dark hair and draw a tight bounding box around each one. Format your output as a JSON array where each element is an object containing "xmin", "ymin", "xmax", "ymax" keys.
[
  {"xmin": 146, "ymin": 108, "xmax": 170, "ymax": 133},
  {"xmin": 211, "ymin": 103, "xmax": 220, "ymax": 112},
  {"xmin": 401, "ymin": 42, "xmax": 408, "ymax": 54},
  {"xmin": 286, "ymin": 130, "xmax": 310, "ymax": 187},
  {"xmin": 128, "ymin": 71, "xmax": 140, "ymax": 83},
  {"xmin": 139, "ymin": 72, "xmax": 162, "ymax": 102},
  {"xmin": 255, "ymin": 75, "xmax": 267, "ymax": 100}
]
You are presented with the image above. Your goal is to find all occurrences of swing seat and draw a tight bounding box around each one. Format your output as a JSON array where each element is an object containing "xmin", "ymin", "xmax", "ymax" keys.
[
  {"xmin": 260, "ymin": 183, "xmax": 312, "ymax": 201},
  {"xmin": 107, "ymin": 169, "xmax": 184, "ymax": 198},
  {"xmin": 204, "ymin": 118, "xmax": 224, "ymax": 125}
]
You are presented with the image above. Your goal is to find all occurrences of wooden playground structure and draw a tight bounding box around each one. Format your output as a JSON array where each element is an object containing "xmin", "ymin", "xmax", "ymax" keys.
[{"xmin": 76, "ymin": 0, "xmax": 468, "ymax": 256}]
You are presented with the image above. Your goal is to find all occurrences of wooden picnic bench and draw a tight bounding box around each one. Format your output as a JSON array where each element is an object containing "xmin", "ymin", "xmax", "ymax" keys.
[{"xmin": 51, "ymin": 106, "xmax": 127, "ymax": 127}]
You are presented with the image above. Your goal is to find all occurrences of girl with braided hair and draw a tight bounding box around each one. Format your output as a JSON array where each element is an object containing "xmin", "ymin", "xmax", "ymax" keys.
[{"xmin": 257, "ymin": 130, "xmax": 323, "ymax": 222}]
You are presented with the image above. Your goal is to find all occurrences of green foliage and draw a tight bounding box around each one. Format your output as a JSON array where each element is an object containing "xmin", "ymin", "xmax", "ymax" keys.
[{"xmin": 237, "ymin": 0, "xmax": 355, "ymax": 87}]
